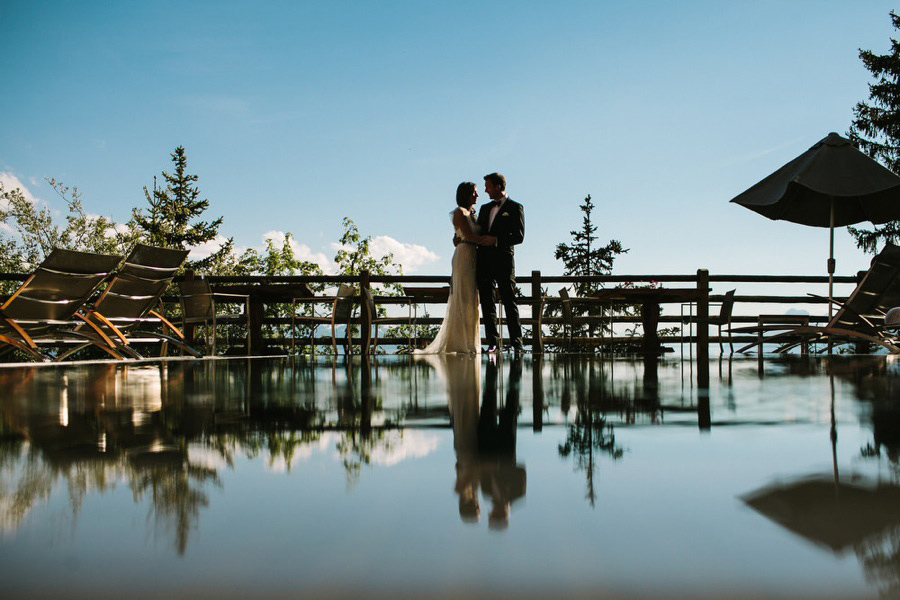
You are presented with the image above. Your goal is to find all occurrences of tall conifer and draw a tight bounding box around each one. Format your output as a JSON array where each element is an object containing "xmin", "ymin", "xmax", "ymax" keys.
[
  {"xmin": 847, "ymin": 11, "xmax": 900, "ymax": 252},
  {"xmin": 133, "ymin": 146, "xmax": 226, "ymax": 268}
]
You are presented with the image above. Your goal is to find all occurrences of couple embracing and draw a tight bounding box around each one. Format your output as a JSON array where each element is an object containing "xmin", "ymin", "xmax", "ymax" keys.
[{"xmin": 416, "ymin": 172, "xmax": 525, "ymax": 355}]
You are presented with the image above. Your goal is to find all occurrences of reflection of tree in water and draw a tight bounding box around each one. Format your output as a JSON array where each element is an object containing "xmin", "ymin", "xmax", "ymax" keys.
[
  {"xmin": 0, "ymin": 358, "xmax": 418, "ymax": 554},
  {"xmin": 0, "ymin": 365, "xmax": 221, "ymax": 555},
  {"xmin": 127, "ymin": 458, "xmax": 219, "ymax": 555},
  {"xmin": 559, "ymin": 413, "xmax": 623, "ymax": 507},
  {"xmin": 855, "ymin": 527, "xmax": 900, "ymax": 599},
  {"xmin": 0, "ymin": 439, "xmax": 56, "ymax": 534},
  {"xmin": 333, "ymin": 359, "xmax": 398, "ymax": 488},
  {"xmin": 554, "ymin": 358, "xmax": 628, "ymax": 507}
]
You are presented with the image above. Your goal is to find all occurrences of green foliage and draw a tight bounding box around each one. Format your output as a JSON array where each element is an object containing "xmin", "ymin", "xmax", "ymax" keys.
[
  {"xmin": 242, "ymin": 234, "xmax": 325, "ymax": 281},
  {"xmin": 0, "ymin": 178, "xmax": 136, "ymax": 294},
  {"xmin": 334, "ymin": 217, "xmax": 403, "ymax": 292},
  {"xmin": 332, "ymin": 218, "xmax": 407, "ymax": 353},
  {"xmin": 848, "ymin": 11, "xmax": 900, "ymax": 253},
  {"xmin": 243, "ymin": 234, "xmax": 326, "ymax": 353}
]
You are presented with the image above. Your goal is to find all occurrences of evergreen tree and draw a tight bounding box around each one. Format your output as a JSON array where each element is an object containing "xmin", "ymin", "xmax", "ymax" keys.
[
  {"xmin": 847, "ymin": 11, "xmax": 900, "ymax": 253},
  {"xmin": 554, "ymin": 195, "xmax": 625, "ymax": 297},
  {"xmin": 132, "ymin": 146, "xmax": 228, "ymax": 270},
  {"xmin": 551, "ymin": 195, "xmax": 627, "ymax": 346}
]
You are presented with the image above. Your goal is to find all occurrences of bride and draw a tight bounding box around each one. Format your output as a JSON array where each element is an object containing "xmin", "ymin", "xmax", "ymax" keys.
[{"xmin": 415, "ymin": 182, "xmax": 495, "ymax": 354}]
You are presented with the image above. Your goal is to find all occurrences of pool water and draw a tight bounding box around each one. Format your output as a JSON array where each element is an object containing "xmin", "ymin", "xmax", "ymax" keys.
[{"xmin": 2, "ymin": 354, "xmax": 900, "ymax": 599}]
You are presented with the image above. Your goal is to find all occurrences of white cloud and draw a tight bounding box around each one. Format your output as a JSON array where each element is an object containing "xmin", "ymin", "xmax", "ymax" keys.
[
  {"xmin": 368, "ymin": 235, "xmax": 440, "ymax": 273},
  {"xmin": 369, "ymin": 430, "xmax": 440, "ymax": 466},
  {"xmin": 0, "ymin": 173, "xmax": 38, "ymax": 209},
  {"xmin": 260, "ymin": 230, "xmax": 334, "ymax": 273},
  {"xmin": 264, "ymin": 434, "xmax": 334, "ymax": 474},
  {"xmin": 189, "ymin": 230, "xmax": 438, "ymax": 276},
  {"xmin": 187, "ymin": 235, "xmax": 230, "ymax": 261}
]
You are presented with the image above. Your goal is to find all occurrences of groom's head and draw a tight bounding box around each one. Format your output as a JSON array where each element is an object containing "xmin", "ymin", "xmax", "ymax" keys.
[{"xmin": 483, "ymin": 172, "xmax": 506, "ymax": 200}]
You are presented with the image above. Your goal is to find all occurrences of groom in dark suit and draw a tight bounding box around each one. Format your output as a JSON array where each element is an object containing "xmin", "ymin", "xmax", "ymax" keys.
[{"xmin": 476, "ymin": 173, "xmax": 525, "ymax": 353}]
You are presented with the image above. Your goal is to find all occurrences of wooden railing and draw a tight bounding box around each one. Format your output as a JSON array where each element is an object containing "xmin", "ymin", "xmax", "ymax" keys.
[{"xmin": 0, "ymin": 269, "xmax": 862, "ymax": 356}]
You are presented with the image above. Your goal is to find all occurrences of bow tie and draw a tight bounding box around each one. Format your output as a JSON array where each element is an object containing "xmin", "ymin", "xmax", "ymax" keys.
[{"xmin": 490, "ymin": 199, "xmax": 502, "ymax": 206}]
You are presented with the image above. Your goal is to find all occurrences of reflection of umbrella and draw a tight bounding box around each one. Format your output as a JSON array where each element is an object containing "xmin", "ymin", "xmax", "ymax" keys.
[
  {"xmin": 730, "ymin": 132, "xmax": 900, "ymax": 319},
  {"xmin": 742, "ymin": 474, "xmax": 900, "ymax": 554}
]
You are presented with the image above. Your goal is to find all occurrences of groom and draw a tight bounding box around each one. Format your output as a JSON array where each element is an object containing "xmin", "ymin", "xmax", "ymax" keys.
[{"xmin": 476, "ymin": 172, "xmax": 525, "ymax": 353}]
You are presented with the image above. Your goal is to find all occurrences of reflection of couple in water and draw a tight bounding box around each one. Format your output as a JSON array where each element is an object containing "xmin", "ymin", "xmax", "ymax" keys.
[{"xmin": 428, "ymin": 355, "xmax": 526, "ymax": 530}]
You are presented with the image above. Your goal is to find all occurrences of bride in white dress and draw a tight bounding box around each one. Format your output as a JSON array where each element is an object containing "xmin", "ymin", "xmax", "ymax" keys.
[{"xmin": 415, "ymin": 182, "xmax": 496, "ymax": 354}]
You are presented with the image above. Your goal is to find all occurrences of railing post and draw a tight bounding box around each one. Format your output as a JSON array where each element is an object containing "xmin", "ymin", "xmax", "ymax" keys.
[
  {"xmin": 531, "ymin": 270, "xmax": 543, "ymax": 354},
  {"xmin": 360, "ymin": 270, "xmax": 371, "ymax": 353},
  {"xmin": 696, "ymin": 269, "xmax": 709, "ymax": 390}
]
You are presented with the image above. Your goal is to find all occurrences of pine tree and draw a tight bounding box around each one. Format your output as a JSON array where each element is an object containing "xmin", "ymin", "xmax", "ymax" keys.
[
  {"xmin": 554, "ymin": 195, "xmax": 625, "ymax": 297},
  {"xmin": 847, "ymin": 11, "xmax": 900, "ymax": 253},
  {"xmin": 551, "ymin": 195, "xmax": 627, "ymax": 346},
  {"xmin": 132, "ymin": 146, "xmax": 227, "ymax": 269}
]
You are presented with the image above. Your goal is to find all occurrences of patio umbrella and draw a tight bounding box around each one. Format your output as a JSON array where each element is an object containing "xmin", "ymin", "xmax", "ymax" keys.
[{"xmin": 730, "ymin": 132, "xmax": 900, "ymax": 319}]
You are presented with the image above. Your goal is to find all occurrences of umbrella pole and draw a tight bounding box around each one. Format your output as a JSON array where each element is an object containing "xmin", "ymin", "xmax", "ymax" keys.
[{"xmin": 828, "ymin": 201, "xmax": 835, "ymax": 355}]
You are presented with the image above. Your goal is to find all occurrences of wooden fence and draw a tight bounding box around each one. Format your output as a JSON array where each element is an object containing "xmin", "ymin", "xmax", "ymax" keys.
[{"xmin": 0, "ymin": 269, "xmax": 861, "ymax": 357}]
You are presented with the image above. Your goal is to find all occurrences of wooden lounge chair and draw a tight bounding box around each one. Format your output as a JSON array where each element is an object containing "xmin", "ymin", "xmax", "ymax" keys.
[
  {"xmin": 736, "ymin": 243, "xmax": 900, "ymax": 354},
  {"xmin": 0, "ymin": 248, "xmax": 124, "ymax": 361},
  {"xmin": 58, "ymin": 244, "xmax": 200, "ymax": 360}
]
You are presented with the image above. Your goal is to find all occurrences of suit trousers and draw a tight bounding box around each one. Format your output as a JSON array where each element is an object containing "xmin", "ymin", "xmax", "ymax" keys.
[{"xmin": 477, "ymin": 247, "xmax": 522, "ymax": 348}]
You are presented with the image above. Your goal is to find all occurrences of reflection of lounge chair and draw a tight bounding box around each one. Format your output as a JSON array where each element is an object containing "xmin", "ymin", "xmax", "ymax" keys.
[
  {"xmin": 0, "ymin": 248, "xmax": 123, "ymax": 361},
  {"xmin": 59, "ymin": 244, "xmax": 199, "ymax": 360},
  {"xmin": 738, "ymin": 243, "xmax": 900, "ymax": 354}
]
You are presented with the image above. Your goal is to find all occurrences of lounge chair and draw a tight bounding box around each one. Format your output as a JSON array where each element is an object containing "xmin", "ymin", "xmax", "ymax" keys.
[
  {"xmin": 0, "ymin": 248, "xmax": 124, "ymax": 361},
  {"xmin": 737, "ymin": 243, "xmax": 900, "ymax": 354},
  {"xmin": 58, "ymin": 244, "xmax": 200, "ymax": 360}
]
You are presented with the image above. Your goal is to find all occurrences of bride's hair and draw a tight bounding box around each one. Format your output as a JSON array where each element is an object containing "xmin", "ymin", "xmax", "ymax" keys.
[{"xmin": 456, "ymin": 181, "xmax": 476, "ymax": 208}]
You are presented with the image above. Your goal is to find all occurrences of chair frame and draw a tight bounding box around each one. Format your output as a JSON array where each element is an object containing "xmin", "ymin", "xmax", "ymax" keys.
[
  {"xmin": 291, "ymin": 284, "xmax": 355, "ymax": 355},
  {"xmin": 179, "ymin": 278, "xmax": 251, "ymax": 356}
]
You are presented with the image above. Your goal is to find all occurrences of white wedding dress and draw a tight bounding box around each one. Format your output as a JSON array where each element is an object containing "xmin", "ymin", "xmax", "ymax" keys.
[{"xmin": 415, "ymin": 208, "xmax": 481, "ymax": 354}]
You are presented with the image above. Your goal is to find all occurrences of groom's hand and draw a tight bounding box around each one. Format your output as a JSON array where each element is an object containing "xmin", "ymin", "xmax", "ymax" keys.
[
  {"xmin": 481, "ymin": 235, "xmax": 497, "ymax": 246},
  {"xmin": 452, "ymin": 235, "xmax": 461, "ymax": 247}
]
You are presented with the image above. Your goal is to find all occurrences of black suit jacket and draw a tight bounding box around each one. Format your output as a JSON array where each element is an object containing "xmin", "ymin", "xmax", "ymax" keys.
[{"xmin": 477, "ymin": 198, "xmax": 525, "ymax": 255}]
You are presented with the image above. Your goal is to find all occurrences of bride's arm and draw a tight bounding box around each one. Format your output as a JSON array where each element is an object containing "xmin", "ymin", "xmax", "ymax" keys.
[{"xmin": 452, "ymin": 209, "xmax": 492, "ymax": 245}]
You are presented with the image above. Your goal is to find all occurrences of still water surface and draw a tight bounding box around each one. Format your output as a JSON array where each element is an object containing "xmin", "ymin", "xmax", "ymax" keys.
[{"xmin": 2, "ymin": 354, "xmax": 900, "ymax": 599}]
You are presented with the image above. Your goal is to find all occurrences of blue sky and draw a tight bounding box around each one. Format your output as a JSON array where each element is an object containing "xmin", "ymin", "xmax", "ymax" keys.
[{"xmin": 2, "ymin": 0, "xmax": 898, "ymax": 286}]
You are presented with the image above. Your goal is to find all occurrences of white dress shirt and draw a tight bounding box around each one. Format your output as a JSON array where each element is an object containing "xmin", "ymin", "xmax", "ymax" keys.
[{"xmin": 488, "ymin": 196, "xmax": 507, "ymax": 230}]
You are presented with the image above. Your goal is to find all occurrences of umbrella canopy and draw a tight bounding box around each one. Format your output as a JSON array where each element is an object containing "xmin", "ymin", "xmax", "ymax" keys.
[
  {"xmin": 742, "ymin": 474, "xmax": 900, "ymax": 554},
  {"xmin": 731, "ymin": 132, "xmax": 900, "ymax": 227}
]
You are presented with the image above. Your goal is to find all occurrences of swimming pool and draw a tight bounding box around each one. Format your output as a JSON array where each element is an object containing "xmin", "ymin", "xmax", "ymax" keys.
[{"xmin": 1, "ymin": 354, "xmax": 898, "ymax": 599}]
